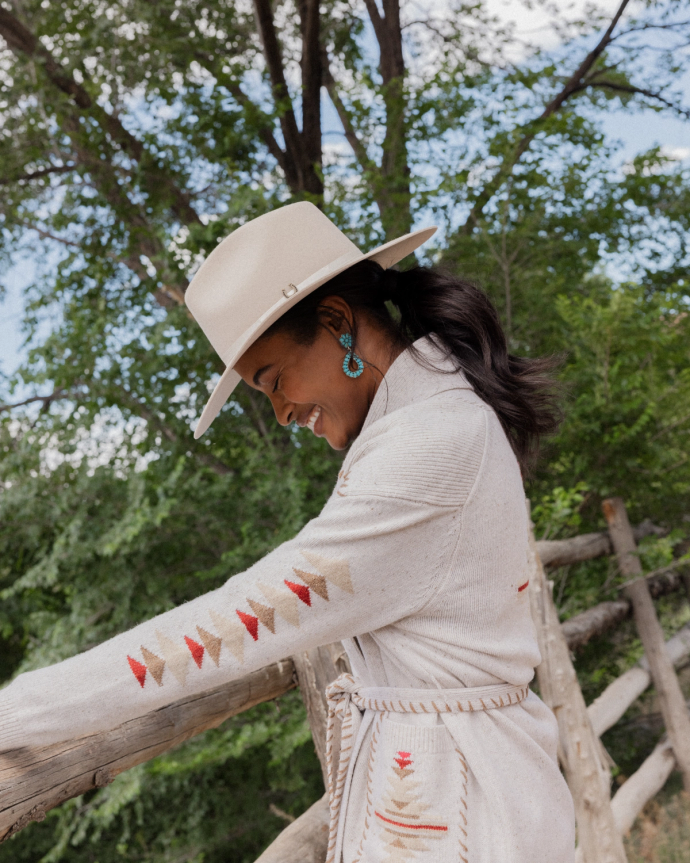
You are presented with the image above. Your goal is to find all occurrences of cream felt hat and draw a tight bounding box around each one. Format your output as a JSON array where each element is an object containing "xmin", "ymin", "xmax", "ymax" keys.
[{"xmin": 186, "ymin": 201, "xmax": 437, "ymax": 438}]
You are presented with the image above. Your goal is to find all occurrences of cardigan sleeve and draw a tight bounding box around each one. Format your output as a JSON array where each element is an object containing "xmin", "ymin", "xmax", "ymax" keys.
[{"xmin": 0, "ymin": 404, "xmax": 486, "ymax": 751}]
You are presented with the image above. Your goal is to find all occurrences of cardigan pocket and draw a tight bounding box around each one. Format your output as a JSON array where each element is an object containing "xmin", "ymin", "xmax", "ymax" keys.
[{"xmin": 353, "ymin": 715, "xmax": 468, "ymax": 863}]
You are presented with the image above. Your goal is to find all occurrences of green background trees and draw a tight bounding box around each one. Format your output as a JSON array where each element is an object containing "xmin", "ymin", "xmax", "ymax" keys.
[{"xmin": 1, "ymin": 0, "xmax": 689, "ymax": 859}]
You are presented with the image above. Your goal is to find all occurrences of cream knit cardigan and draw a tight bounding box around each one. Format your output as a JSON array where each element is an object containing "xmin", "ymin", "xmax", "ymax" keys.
[{"xmin": 0, "ymin": 337, "xmax": 575, "ymax": 863}]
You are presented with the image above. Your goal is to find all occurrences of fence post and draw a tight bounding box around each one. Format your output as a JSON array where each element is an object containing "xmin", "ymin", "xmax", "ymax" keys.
[
  {"xmin": 254, "ymin": 644, "xmax": 351, "ymax": 863},
  {"xmin": 527, "ymin": 509, "xmax": 628, "ymax": 863},
  {"xmin": 602, "ymin": 497, "xmax": 690, "ymax": 792}
]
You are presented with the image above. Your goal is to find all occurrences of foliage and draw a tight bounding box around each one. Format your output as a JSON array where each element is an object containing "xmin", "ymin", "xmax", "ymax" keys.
[{"xmin": 1, "ymin": 0, "xmax": 690, "ymax": 860}]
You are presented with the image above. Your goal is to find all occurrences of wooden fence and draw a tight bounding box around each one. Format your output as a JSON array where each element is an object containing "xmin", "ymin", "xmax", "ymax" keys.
[{"xmin": 1, "ymin": 498, "xmax": 689, "ymax": 863}]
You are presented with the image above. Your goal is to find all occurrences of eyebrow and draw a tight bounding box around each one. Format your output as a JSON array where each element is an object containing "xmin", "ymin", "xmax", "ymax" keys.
[{"xmin": 253, "ymin": 364, "xmax": 274, "ymax": 387}]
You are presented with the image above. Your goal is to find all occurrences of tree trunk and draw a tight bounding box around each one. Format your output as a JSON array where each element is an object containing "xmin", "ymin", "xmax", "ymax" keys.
[
  {"xmin": 527, "ymin": 513, "xmax": 628, "ymax": 863},
  {"xmin": 603, "ymin": 497, "xmax": 690, "ymax": 792}
]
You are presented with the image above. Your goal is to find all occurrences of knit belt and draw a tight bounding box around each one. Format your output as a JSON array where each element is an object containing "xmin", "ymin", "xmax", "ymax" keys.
[{"xmin": 323, "ymin": 673, "xmax": 531, "ymax": 863}]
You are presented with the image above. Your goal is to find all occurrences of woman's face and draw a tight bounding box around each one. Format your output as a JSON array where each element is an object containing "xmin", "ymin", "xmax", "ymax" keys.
[{"xmin": 235, "ymin": 298, "xmax": 393, "ymax": 450}]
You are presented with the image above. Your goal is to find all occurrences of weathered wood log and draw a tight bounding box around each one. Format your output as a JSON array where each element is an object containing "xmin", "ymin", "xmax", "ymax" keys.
[
  {"xmin": 537, "ymin": 519, "xmax": 663, "ymax": 569},
  {"xmin": 0, "ymin": 659, "xmax": 296, "ymax": 841},
  {"xmin": 255, "ymin": 793, "xmax": 330, "ymax": 863},
  {"xmin": 527, "ymin": 519, "xmax": 627, "ymax": 863},
  {"xmin": 610, "ymin": 739, "xmax": 676, "ymax": 836},
  {"xmin": 562, "ymin": 601, "xmax": 632, "ymax": 651},
  {"xmin": 603, "ymin": 497, "xmax": 690, "ymax": 793},
  {"xmin": 292, "ymin": 642, "xmax": 351, "ymax": 788},
  {"xmin": 588, "ymin": 623, "xmax": 690, "ymax": 738},
  {"xmin": 562, "ymin": 572, "xmax": 685, "ymax": 652}
]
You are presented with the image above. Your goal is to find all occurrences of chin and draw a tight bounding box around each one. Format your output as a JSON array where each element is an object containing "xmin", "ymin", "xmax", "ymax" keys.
[{"xmin": 324, "ymin": 428, "xmax": 351, "ymax": 451}]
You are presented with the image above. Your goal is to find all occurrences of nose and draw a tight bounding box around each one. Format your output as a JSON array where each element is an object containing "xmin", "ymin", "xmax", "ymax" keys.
[{"xmin": 271, "ymin": 392, "xmax": 295, "ymax": 426}]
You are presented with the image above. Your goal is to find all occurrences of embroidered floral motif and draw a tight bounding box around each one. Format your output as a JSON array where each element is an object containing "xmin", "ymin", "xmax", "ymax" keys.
[{"xmin": 375, "ymin": 750, "xmax": 448, "ymax": 861}]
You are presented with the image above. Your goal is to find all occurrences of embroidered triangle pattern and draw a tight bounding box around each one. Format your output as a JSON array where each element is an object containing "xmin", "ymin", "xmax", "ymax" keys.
[
  {"xmin": 293, "ymin": 568, "xmax": 329, "ymax": 601},
  {"xmin": 284, "ymin": 579, "xmax": 311, "ymax": 606},
  {"xmin": 209, "ymin": 609, "xmax": 245, "ymax": 662},
  {"xmin": 236, "ymin": 609, "xmax": 259, "ymax": 641},
  {"xmin": 375, "ymin": 750, "xmax": 448, "ymax": 859},
  {"xmin": 184, "ymin": 635, "xmax": 205, "ymax": 668},
  {"xmin": 300, "ymin": 550, "xmax": 354, "ymax": 594},
  {"xmin": 247, "ymin": 599, "xmax": 275, "ymax": 634},
  {"xmin": 156, "ymin": 630, "xmax": 190, "ymax": 685},
  {"xmin": 259, "ymin": 581, "xmax": 300, "ymax": 627},
  {"xmin": 126, "ymin": 552, "xmax": 354, "ymax": 689},
  {"xmin": 196, "ymin": 626, "xmax": 222, "ymax": 665},
  {"xmin": 141, "ymin": 646, "xmax": 165, "ymax": 686},
  {"xmin": 127, "ymin": 655, "xmax": 147, "ymax": 688}
]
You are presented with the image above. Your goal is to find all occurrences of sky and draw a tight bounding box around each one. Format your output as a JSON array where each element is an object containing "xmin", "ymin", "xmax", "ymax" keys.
[{"xmin": 1, "ymin": 0, "xmax": 689, "ymax": 389}]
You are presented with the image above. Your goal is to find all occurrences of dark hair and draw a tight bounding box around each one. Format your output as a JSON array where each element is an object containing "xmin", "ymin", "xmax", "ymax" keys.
[{"xmin": 264, "ymin": 260, "xmax": 561, "ymax": 471}]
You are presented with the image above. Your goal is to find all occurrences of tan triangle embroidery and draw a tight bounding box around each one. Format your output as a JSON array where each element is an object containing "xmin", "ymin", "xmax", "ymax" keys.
[
  {"xmin": 196, "ymin": 626, "xmax": 222, "ymax": 665},
  {"xmin": 141, "ymin": 646, "xmax": 165, "ymax": 686},
  {"xmin": 391, "ymin": 799, "xmax": 410, "ymax": 811},
  {"xmin": 259, "ymin": 582, "xmax": 300, "ymax": 627},
  {"xmin": 247, "ymin": 598, "xmax": 276, "ymax": 634},
  {"xmin": 392, "ymin": 767, "xmax": 415, "ymax": 779},
  {"xmin": 155, "ymin": 630, "xmax": 189, "ymax": 685},
  {"xmin": 293, "ymin": 568, "xmax": 329, "ymax": 601},
  {"xmin": 208, "ymin": 609, "xmax": 245, "ymax": 663},
  {"xmin": 300, "ymin": 551, "xmax": 354, "ymax": 594}
]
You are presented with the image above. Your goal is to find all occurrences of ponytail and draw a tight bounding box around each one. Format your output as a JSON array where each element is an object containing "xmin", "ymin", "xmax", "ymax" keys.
[{"xmin": 263, "ymin": 260, "xmax": 561, "ymax": 471}]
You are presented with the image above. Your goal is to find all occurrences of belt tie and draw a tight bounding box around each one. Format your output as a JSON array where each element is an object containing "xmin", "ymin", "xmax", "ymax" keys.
[{"xmin": 323, "ymin": 673, "xmax": 531, "ymax": 863}]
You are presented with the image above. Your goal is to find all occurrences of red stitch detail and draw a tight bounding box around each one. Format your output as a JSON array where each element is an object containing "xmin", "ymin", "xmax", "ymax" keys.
[
  {"xmin": 184, "ymin": 636, "xmax": 205, "ymax": 668},
  {"xmin": 284, "ymin": 579, "xmax": 311, "ymax": 606},
  {"xmin": 127, "ymin": 655, "xmax": 147, "ymax": 688},
  {"xmin": 374, "ymin": 812, "xmax": 448, "ymax": 832},
  {"xmin": 518, "ymin": 580, "xmax": 529, "ymax": 592},
  {"xmin": 394, "ymin": 751, "xmax": 413, "ymax": 769},
  {"xmin": 236, "ymin": 610, "xmax": 259, "ymax": 640}
]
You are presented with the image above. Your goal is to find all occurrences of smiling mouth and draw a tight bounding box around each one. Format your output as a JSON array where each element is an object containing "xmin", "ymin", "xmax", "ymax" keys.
[{"xmin": 306, "ymin": 406, "xmax": 321, "ymax": 433}]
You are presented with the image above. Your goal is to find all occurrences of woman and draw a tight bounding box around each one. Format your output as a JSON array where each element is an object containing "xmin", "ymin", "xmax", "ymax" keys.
[{"xmin": 0, "ymin": 203, "xmax": 575, "ymax": 862}]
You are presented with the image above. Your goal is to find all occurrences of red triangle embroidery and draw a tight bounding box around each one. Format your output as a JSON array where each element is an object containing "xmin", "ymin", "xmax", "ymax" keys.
[
  {"xmin": 284, "ymin": 579, "xmax": 311, "ymax": 606},
  {"xmin": 236, "ymin": 610, "xmax": 259, "ymax": 641},
  {"xmin": 394, "ymin": 751, "xmax": 413, "ymax": 769},
  {"xmin": 127, "ymin": 655, "xmax": 147, "ymax": 688},
  {"xmin": 184, "ymin": 636, "xmax": 205, "ymax": 668}
]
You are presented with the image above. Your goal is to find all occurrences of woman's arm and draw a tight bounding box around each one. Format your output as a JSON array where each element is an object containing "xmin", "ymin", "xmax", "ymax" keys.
[{"xmin": 0, "ymin": 402, "xmax": 485, "ymax": 751}]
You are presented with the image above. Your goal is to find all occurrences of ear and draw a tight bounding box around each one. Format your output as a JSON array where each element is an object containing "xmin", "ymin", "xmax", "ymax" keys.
[{"xmin": 317, "ymin": 295, "xmax": 354, "ymax": 337}]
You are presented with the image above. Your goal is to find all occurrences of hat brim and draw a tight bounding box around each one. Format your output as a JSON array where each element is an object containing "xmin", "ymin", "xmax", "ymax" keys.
[{"xmin": 193, "ymin": 224, "xmax": 437, "ymax": 438}]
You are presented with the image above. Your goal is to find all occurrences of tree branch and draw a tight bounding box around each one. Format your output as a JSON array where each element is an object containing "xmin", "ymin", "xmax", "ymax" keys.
[
  {"xmin": 0, "ymin": 164, "xmax": 74, "ymax": 186},
  {"xmin": 0, "ymin": 389, "xmax": 68, "ymax": 413},
  {"xmin": 321, "ymin": 53, "xmax": 375, "ymax": 173},
  {"xmin": 585, "ymin": 79, "xmax": 690, "ymax": 119},
  {"xmin": 0, "ymin": 7, "xmax": 201, "ymax": 227},
  {"xmin": 461, "ymin": 0, "xmax": 632, "ymax": 233}
]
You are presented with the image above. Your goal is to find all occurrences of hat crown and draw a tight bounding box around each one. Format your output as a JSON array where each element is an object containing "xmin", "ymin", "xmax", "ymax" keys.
[{"xmin": 186, "ymin": 202, "xmax": 360, "ymax": 364}]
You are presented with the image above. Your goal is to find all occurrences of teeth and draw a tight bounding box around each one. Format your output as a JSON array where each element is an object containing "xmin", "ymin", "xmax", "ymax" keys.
[{"xmin": 306, "ymin": 406, "xmax": 321, "ymax": 432}]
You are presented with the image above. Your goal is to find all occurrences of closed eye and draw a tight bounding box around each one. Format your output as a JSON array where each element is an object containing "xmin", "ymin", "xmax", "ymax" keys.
[{"xmin": 272, "ymin": 374, "xmax": 281, "ymax": 393}]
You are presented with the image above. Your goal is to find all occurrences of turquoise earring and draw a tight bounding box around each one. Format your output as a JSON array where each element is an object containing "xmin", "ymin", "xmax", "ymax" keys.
[{"xmin": 339, "ymin": 333, "xmax": 364, "ymax": 378}]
